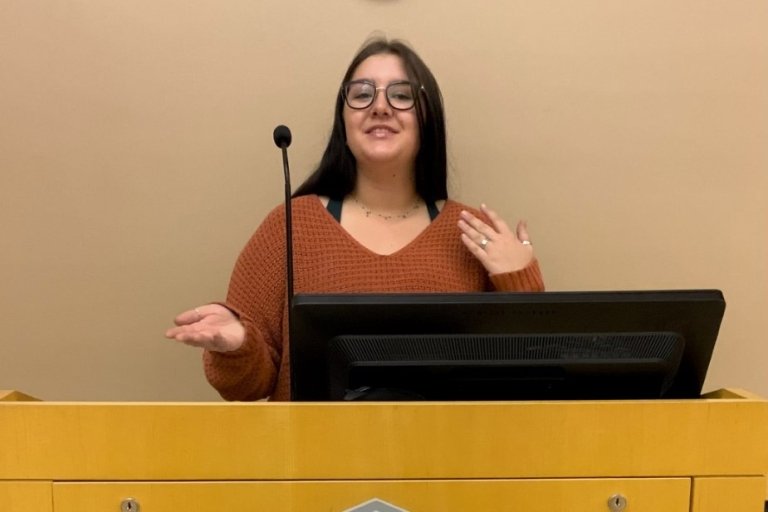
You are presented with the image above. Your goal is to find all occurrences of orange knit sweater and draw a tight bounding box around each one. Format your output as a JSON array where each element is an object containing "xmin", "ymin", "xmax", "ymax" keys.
[{"xmin": 204, "ymin": 195, "xmax": 545, "ymax": 401}]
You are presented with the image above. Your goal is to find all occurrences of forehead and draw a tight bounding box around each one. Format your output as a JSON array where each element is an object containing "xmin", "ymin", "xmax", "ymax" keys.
[{"xmin": 350, "ymin": 53, "xmax": 408, "ymax": 82}]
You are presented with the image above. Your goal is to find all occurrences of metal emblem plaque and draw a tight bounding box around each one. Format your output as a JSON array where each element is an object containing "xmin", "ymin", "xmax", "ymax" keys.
[{"xmin": 342, "ymin": 498, "xmax": 410, "ymax": 512}]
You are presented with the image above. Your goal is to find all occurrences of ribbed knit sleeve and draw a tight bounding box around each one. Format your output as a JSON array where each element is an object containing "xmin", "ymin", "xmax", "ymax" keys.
[
  {"xmin": 489, "ymin": 259, "xmax": 545, "ymax": 292},
  {"xmin": 203, "ymin": 204, "xmax": 287, "ymax": 401}
]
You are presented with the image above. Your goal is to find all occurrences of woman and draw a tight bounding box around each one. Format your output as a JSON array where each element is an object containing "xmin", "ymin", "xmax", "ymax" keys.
[{"xmin": 165, "ymin": 38, "xmax": 544, "ymax": 401}]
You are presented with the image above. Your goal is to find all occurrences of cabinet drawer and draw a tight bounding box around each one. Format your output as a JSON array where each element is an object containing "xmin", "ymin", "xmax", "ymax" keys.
[
  {"xmin": 54, "ymin": 478, "xmax": 690, "ymax": 511},
  {"xmin": 0, "ymin": 481, "xmax": 53, "ymax": 512}
]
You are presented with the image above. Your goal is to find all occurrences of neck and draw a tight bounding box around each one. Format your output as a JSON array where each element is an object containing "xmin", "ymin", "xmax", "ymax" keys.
[
  {"xmin": 352, "ymin": 184, "xmax": 420, "ymax": 214},
  {"xmin": 349, "ymin": 170, "xmax": 423, "ymax": 221},
  {"xmin": 353, "ymin": 164, "xmax": 418, "ymax": 210}
]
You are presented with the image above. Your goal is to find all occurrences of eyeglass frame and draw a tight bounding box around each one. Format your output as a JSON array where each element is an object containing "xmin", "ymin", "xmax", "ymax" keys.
[{"xmin": 341, "ymin": 79, "xmax": 423, "ymax": 111}]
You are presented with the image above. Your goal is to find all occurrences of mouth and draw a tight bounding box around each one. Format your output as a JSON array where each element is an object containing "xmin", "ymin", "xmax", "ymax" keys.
[{"xmin": 365, "ymin": 125, "xmax": 398, "ymax": 136}]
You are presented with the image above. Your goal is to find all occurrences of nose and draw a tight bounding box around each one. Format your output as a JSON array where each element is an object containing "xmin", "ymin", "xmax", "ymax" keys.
[{"xmin": 371, "ymin": 87, "xmax": 392, "ymax": 116}]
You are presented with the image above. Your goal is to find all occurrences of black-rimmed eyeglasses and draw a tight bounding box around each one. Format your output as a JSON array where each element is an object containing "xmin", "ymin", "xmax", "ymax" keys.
[{"xmin": 342, "ymin": 80, "xmax": 418, "ymax": 111}]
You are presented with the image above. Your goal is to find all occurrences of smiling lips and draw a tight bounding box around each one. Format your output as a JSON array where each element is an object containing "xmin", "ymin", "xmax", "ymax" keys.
[{"xmin": 366, "ymin": 125, "xmax": 398, "ymax": 137}]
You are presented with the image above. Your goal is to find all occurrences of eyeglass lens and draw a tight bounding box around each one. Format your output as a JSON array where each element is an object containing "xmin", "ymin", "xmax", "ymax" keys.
[{"xmin": 344, "ymin": 81, "xmax": 415, "ymax": 110}]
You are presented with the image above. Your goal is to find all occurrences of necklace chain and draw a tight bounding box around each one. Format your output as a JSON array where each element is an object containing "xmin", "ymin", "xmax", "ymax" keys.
[{"xmin": 352, "ymin": 197, "xmax": 422, "ymax": 220}]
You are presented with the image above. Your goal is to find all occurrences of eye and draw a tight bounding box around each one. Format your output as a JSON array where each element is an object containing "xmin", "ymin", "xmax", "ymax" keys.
[
  {"xmin": 388, "ymin": 84, "xmax": 415, "ymax": 108},
  {"xmin": 388, "ymin": 85, "xmax": 414, "ymax": 100},
  {"xmin": 390, "ymin": 91, "xmax": 413, "ymax": 101},
  {"xmin": 347, "ymin": 83, "xmax": 374, "ymax": 100},
  {"xmin": 352, "ymin": 90, "xmax": 373, "ymax": 100}
]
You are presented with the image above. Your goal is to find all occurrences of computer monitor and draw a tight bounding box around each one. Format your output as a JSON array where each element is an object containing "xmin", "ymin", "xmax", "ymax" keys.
[{"xmin": 289, "ymin": 290, "xmax": 725, "ymax": 401}]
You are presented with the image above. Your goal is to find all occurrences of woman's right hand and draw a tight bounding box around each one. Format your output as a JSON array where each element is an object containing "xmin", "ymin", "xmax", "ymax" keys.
[{"xmin": 165, "ymin": 304, "xmax": 246, "ymax": 352}]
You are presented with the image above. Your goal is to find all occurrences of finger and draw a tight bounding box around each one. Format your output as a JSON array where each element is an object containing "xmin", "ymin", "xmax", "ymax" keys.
[
  {"xmin": 516, "ymin": 220, "xmax": 532, "ymax": 245},
  {"xmin": 459, "ymin": 210, "xmax": 495, "ymax": 239},
  {"xmin": 173, "ymin": 306, "xmax": 206, "ymax": 326},
  {"xmin": 458, "ymin": 220, "xmax": 495, "ymax": 252},
  {"xmin": 176, "ymin": 332, "xmax": 214, "ymax": 349},
  {"xmin": 167, "ymin": 325, "xmax": 217, "ymax": 346},
  {"xmin": 458, "ymin": 219, "xmax": 486, "ymax": 243},
  {"xmin": 165, "ymin": 324, "xmax": 201, "ymax": 339},
  {"xmin": 166, "ymin": 314, "xmax": 213, "ymax": 336},
  {"xmin": 460, "ymin": 233, "xmax": 491, "ymax": 262},
  {"xmin": 480, "ymin": 204, "xmax": 511, "ymax": 235}
]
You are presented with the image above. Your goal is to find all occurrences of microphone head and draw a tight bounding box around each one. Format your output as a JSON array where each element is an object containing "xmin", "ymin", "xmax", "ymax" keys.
[{"xmin": 273, "ymin": 125, "xmax": 292, "ymax": 148}]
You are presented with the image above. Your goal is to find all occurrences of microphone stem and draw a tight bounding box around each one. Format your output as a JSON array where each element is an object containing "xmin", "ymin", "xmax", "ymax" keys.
[{"xmin": 282, "ymin": 146, "xmax": 294, "ymax": 311}]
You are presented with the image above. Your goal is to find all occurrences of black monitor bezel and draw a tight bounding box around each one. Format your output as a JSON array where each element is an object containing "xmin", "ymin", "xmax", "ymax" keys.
[{"xmin": 289, "ymin": 289, "xmax": 725, "ymax": 401}]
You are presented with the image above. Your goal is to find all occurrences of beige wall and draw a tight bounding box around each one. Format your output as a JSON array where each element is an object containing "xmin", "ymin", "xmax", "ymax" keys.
[{"xmin": 1, "ymin": 1, "xmax": 766, "ymax": 401}]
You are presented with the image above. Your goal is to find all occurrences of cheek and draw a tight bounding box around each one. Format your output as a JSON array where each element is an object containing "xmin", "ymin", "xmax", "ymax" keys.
[
  {"xmin": 343, "ymin": 110, "xmax": 361, "ymax": 140},
  {"xmin": 342, "ymin": 111, "xmax": 350, "ymax": 139},
  {"xmin": 403, "ymin": 115, "xmax": 421, "ymax": 149},
  {"xmin": 342, "ymin": 112, "xmax": 364, "ymax": 158}
]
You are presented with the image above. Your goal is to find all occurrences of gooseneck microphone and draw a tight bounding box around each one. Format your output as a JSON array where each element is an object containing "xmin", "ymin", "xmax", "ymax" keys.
[
  {"xmin": 273, "ymin": 124, "xmax": 292, "ymax": 149},
  {"xmin": 273, "ymin": 125, "xmax": 294, "ymax": 318}
]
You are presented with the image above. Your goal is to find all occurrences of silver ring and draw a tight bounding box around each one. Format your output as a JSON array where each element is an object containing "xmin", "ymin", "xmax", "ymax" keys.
[
  {"xmin": 479, "ymin": 238, "xmax": 489, "ymax": 248},
  {"xmin": 521, "ymin": 240, "xmax": 532, "ymax": 246}
]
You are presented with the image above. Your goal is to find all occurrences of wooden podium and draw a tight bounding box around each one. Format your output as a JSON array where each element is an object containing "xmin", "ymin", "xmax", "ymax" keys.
[{"xmin": 2, "ymin": 389, "xmax": 767, "ymax": 511}]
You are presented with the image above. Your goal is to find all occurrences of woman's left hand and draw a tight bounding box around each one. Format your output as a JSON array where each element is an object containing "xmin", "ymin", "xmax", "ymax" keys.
[{"xmin": 458, "ymin": 204, "xmax": 534, "ymax": 275}]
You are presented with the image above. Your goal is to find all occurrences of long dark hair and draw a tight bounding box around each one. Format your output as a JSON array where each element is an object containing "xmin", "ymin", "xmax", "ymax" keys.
[{"xmin": 292, "ymin": 38, "xmax": 447, "ymax": 202}]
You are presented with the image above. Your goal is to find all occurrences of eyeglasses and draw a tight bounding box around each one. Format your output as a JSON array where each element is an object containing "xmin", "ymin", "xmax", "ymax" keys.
[{"xmin": 342, "ymin": 80, "xmax": 418, "ymax": 111}]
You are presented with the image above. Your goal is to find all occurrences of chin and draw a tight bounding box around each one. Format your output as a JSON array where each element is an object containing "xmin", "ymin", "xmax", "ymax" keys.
[
  {"xmin": 357, "ymin": 144, "xmax": 417, "ymax": 165},
  {"xmin": 361, "ymin": 152, "xmax": 410, "ymax": 167}
]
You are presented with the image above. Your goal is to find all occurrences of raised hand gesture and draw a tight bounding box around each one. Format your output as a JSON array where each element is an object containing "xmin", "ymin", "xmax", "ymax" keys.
[
  {"xmin": 165, "ymin": 304, "xmax": 246, "ymax": 353},
  {"xmin": 458, "ymin": 204, "xmax": 534, "ymax": 275}
]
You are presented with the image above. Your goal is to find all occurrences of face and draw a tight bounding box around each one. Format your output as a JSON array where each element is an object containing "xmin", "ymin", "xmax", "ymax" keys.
[{"xmin": 343, "ymin": 54, "xmax": 420, "ymax": 172}]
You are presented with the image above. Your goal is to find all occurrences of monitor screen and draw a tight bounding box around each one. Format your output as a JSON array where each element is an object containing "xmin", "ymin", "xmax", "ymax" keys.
[{"xmin": 289, "ymin": 290, "xmax": 725, "ymax": 401}]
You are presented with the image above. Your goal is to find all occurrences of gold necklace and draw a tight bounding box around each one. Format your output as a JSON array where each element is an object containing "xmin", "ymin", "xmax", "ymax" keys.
[{"xmin": 352, "ymin": 197, "xmax": 422, "ymax": 220}]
